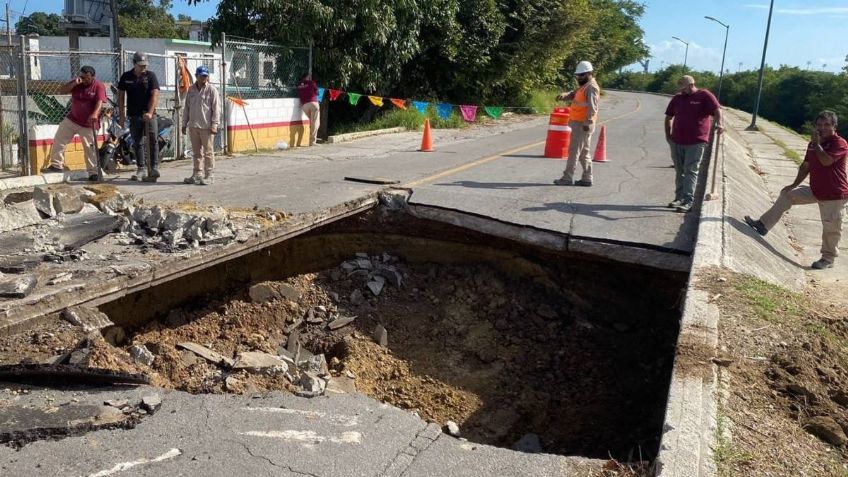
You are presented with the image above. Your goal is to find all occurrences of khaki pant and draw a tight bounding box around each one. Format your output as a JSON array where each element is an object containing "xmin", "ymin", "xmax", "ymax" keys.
[
  {"xmin": 49, "ymin": 117, "xmax": 98, "ymax": 173},
  {"xmin": 189, "ymin": 127, "xmax": 215, "ymax": 177},
  {"xmin": 759, "ymin": 186, "xmax": 847, "ymax": 262},
  {"xmin": 562, "ymin": 121, "xmax": 595, "ymax": 182},
  {"xmin": 302, "ymin": 101, "xmax": 320, "ymax": 146}
]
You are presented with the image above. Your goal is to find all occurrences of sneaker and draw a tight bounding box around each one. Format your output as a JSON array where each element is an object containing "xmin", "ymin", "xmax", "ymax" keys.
[
  {"xmin": 811, "ymin": 258, "xmax": 834, "ymax": 270},
  {"xmin": 553, "ymin": 178, "xmax": 574, "ymax": 186},
  {"xmin": 200, "ymin": 175, "xmax": 214, "ymax": 185},
  {"xmin": 668, "ymin": 199, "xmax": 683, "ymax": 208},
  {"xmin": 130, "ymin": 168, "xmax": 146, "ymax": 181},
  {"xmin": 744, "ymin": 215, "xmax": 768, "ymax": 236},
  {"xmin": 575, "ymin": 179, "xmax": 593, "ymax": 187},
  {"xmin": 142, "ymin": 168, "xmax": 160, "ymax": 183},
  {"xmin": 42, "ymin": 165, "xmax": 64, "ymax": 173},
  {"xmin": 183, "ymin": 175, "xmax": 201, "ymax": 185},
  {"xmin": 675, "ymin": 201, "xmax": 692, "ymax": 213}
]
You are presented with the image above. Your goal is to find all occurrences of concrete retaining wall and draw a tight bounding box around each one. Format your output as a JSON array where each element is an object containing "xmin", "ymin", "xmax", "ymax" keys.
[{"xmin": 226, "ymin": 97, "xmax": 310, "ymax": 152}]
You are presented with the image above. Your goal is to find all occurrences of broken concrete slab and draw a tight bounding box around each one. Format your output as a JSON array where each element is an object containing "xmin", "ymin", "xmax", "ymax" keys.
[
  {"xmin": 47, "ymin": 272, "xmax": 73, "ymax": 285},
  {"xmin": 377, "ymin": 267, "xmax": 403, "ymax": 288},
  {"xmin": 278, "ymin": 284, "xmax": 301, "ymax": 302},
  {"xmin": 248, "ymin": 283, "xmax": 277, "ymax": 303},
  {"xmin": 0, "ymin": 274, "xmax": 37, "ymax": 298},
  {"xmin": 299, "ymin": 372, "xmax": 325, "ymax": 394},
  {"xmin": 299, "ymin": 354, "xmax": 329, "ymax": 377},
  {"xmin": 0, "ymin": 255, "xmax": 42, "ymax": 274},
  {"xmin": 367, "ymin": 280, "xmax": 384, "ymax": 296},
  {"xmin": 140, "ymin": 394, "xmax": 162, "ymax": 414},
  {"xmin": 328, "ymin": 315, "xmax": 356, "ymax": 330},
  {"xmin": 0, "ymin": 200, "xmax": 43, "ymax": 234},
  {"xmin": 129, "ymin": 344, "xmax": 155, "ymax": 367},
  {"xmin": 373, "ymin": 325, "xmax": 388, "ymax": 348},
  {"xmin": 0, "ymin": 403, "xmax": 135, "ymax": 449},
  {"xmin": 232, "ymin": 352, "xmax": 289, "ymax": 375},
  {"xmin": 33, "ymin": 184, "xmax": 87, "ymax": 217},
  {"xmin": 53, "ymin": 212, "xmax": 122, "ymax": 251},
  {"xmin": 61, "ymin": 306, "xmax": 114, "ymax": 332},
  {"xmin": 177, "ymin": 342, "xmax": 235, "ymax": 368},
  {"xmin": 162, "ymin": 211, "xmax": 192, "ymax": 232}
]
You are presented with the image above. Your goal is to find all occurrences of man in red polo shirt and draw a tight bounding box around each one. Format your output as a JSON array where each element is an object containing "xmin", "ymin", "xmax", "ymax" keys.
[
  {"xmin": 41, "ymin": 65, "xmax": 107, "ymax": 181},
  {"xmin": 664, "ymin": 75, "xmax": 723, "ymax": 212},
  {"xmin": 745, "ymin": 110, "xmax": 848, "ymax": 269}
]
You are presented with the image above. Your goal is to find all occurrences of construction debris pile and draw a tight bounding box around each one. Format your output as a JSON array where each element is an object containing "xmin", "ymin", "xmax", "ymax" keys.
[
  {"xmin": 0, "ymin": 183, "xmax": 274, "ymax": 300},
  {"xmin": 0, "ymin": 249, "xmax": 677, "ymax": 459}
]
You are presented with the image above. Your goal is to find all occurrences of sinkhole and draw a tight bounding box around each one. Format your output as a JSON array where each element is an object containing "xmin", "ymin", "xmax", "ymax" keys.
[{"xmin": 40, "ymin": 205, "xmax": 688, "ymax": 460}]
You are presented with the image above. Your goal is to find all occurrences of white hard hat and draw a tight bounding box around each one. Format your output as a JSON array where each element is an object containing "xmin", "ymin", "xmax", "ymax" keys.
[{"xmin": 575, "ymin": 61, "xmax": 593, "ymax": 74}]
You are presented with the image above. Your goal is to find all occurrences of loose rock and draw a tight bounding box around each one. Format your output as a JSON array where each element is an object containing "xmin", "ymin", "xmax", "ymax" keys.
[
  {"xmin": 445, "ymin": 420, "xmax": 461, "ymax": 437},
  {"xmin": 140, "ymin": 394, "xmax": 162, "ymax": 414},
  {"xmin": 373, "ymin": 325, "xmax": 388, "ymax": 348},
  {"xmin": 249, "ymin": 283, "xmax": 277, "ymax": 304},
  {"xmin": 129, "ymin": 344, "xmax": 155, "ymax": 366},
  {"xmin": 328, "ymin": 316, "xmax": 356, "ymax": 330}
]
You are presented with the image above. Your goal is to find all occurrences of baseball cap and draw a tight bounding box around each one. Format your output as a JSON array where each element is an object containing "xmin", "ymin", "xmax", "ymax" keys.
[
  {"xmin": 133, "ymin": 52, "xmax": 149, "ymax": 66},
  {"xmin": 196, "ymin": 65, "xmax": 210, "ymax": 77}
]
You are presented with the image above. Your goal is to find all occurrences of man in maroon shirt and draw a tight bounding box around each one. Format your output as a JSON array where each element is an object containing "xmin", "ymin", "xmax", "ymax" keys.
[
  {"xmin": 745, "ymin": 111, "xmax": 848, "ymax": 269},
  {"xmin": 42, "ymin": 66, "xmax": 107, "ymax": 181},
  {"xmin": 664, "ymin": 75, "xmax": 724, "ymax": 212},
  {"xmin": 297, "ymin": 73, "xmax": 320, "ymax": 146}
]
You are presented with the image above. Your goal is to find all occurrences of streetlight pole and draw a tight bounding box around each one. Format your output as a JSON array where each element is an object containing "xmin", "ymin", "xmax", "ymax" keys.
[
  {"xmin": 705, "ymin": 16, "xmax": 729, "ymax": 102},
  {"xmin": 672, "ymin": 36, "xmax": 689, "ymax": 71},
  {"xmin": 748, "ymin": 0, "xmax": 774, "ymax": 131}
]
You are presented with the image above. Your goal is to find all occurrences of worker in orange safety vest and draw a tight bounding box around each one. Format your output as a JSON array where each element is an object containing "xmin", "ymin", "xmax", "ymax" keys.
[{"xmin": 554, "ymin": 60, "xmax": 600, "ymax": 187}]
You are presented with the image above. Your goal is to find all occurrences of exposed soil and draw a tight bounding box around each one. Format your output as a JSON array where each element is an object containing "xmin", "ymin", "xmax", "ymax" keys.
[
  {"xmin": 0, "ymin": 253, "xmax": 676, "ymax": 465},
  {"xmin": 698, "ymin": 267, "xmax": 848, "ymax": 476}
]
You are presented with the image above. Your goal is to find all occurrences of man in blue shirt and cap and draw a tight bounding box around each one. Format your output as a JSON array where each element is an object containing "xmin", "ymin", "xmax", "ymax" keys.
[{"xmin": 181, "ymin": 65, "xmax": 221, "ymax": 185}]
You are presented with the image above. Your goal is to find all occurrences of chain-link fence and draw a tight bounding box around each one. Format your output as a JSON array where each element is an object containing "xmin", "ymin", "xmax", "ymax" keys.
[
  {"xmin": 224, "ymin": 36, "xmax": 311, "ymax": 99},
  {"xmin": 0, "ymin": 45, "xmax": 20, "ymax": 173},
  {"xmin": 8, "ymin": 34, "xmax": 311, "ymax": 176}
]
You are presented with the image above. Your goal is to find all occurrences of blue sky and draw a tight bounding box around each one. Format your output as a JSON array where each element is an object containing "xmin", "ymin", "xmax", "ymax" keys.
[
  {"xmin": 637, "ymin": 0, "xmax": 847, "ymax": 73},
  {"xmin": 13, "ymin": 0, "xmax": 848, "ymax": 74}
]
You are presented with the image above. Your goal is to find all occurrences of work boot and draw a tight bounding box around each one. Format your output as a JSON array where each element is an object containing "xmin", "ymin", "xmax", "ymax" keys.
[
  {"xmin": 183, "ymin": 174, "xmax": 201, "ymax": 185},
  {"xmin": 811, "ymin": 258, "xmax": 834, "ymax": 270},
  {"xmin": 575, "ymin": 179, "xmax": 593, "ymax": 187},
  {"xmin": 744, "ymin": 215, "xmax": 768, "ymax": 236},
  {"xmin": 130, "ymin": 167, "xmax": 146, "ymax": 181},
  {"xmin": 199, "ymin": 174, "xmax": 214, "ymax": 186},
  {"xmin": 553, "ymin": 178, "xmax": 573, "ymax": 186},
  {"xmin": 142, "ymin": 168, "xmax": 160, "ymax": 183}
]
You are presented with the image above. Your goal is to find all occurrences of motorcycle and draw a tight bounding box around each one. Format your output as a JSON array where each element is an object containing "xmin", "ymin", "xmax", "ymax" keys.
[{"xmin": 98, "ymin": 86, "xmax": 174, "ymax": 171}]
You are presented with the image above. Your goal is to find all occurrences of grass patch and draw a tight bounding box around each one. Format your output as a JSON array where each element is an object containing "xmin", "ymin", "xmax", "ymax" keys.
[
  {"xmin": 333, "ymin": 105, "xmax": 468, "ymax": 135},
  {"xmin": 733, "ymin": 275, "xmax": 803, "ymax": 322},
  {"xmin": 526, "ymin": 88, "xmax": 561, "ymax": 114},
  {"xmin": 761, "ymin": 132, "xmax": 803, "ymax": 165},
  {"xmin": 714, "ymin": 403, "xmax": 754, "ymax": 476}
]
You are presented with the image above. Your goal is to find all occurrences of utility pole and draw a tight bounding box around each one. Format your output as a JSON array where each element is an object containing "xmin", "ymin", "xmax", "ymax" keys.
[
  {"xmin": 747, "ymin": 0, "xmax": 774, "ymax": 131},
  {"xmin": 5, "ymin": 3, "xmax": 11, "ymax": 46}
]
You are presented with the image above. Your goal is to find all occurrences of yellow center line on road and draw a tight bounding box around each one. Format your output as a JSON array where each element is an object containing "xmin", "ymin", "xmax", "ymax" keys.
[{"xmin": 403, "ymin": 96, "xmax": 642, "ymax": 188}]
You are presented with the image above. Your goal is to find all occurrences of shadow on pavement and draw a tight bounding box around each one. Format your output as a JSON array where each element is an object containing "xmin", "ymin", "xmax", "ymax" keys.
[
  {"xmin": 522, "ymin": 201, "xmax": 672, "ymax": 221},
  {"xmin": 725, "ymin": 216, "xmax": 806, "ymax": 269},
  {"xmin": 435, "ymin": 180, "xmax": 553, "ymax": 190}
]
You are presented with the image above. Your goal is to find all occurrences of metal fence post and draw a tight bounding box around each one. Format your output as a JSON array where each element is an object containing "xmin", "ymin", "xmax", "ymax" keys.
[
  {"xmin": 17, "ymin": 36, "xmax": 29, "ymax": 176},
  {"xmin": 308, "ymin": 40, "xmax": 313, "ymax": 76},
  {"xmin": 221, "ymin": 32, "xmax": 229, "ymax": 155},
  {"xmin": 174, "ymin": 56, "xmax": 181, "ymax": 160}
]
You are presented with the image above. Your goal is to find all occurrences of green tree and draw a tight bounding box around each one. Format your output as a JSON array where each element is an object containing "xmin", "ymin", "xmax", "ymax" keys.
[
  {"xmin": 14, "ymin": 12, "xmax": 65, "ymax": 36},
  {"xmin": 118, "ymin": 0, "xmax": 187, "ymax": 39}
]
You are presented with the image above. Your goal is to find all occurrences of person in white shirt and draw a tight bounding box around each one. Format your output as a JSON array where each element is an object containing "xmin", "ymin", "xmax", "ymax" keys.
[{"xmin": 182, "ymin": 65, "xmax": 221, "ymax": 185}]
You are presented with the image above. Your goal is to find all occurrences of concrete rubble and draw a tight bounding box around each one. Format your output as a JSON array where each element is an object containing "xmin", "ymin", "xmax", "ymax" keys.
[{"xmin": 122, "ymin": 205, "xmax": 258, "ymax": 251}]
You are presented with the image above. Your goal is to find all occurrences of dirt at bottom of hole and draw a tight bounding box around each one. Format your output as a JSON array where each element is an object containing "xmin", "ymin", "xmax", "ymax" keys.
[{"xmin": 5, "ymin": 255, "xmax": 675, "ymax": 463}]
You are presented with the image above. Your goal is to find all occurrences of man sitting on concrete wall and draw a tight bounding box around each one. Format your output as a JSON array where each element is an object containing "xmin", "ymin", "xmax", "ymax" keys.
[
  {"xmin": 745, "ymin": 110, "xmax": 848, "ymax": 270},
  {"xmin": 41, "ymin": 65, "xmax": 107, "ymax": 181}
]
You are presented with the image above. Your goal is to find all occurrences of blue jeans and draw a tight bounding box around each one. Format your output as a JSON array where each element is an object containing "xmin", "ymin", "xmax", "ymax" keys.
[
  {"xmin": 129, "ymin": 115, "xmax": 159, "ymax": 170},
  {"xmin": 669, "ymin": 141, "xmax": 707, "ymax": 203}
]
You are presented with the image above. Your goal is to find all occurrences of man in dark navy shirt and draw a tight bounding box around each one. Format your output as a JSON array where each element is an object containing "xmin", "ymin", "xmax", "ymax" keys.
[{"xmin": 118, "ymin": 52, "xmax": 160, "ymax": 182}]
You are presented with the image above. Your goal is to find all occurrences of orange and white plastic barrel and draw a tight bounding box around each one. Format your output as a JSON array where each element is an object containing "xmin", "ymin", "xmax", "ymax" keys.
[{"xmin": 544, "ymin": 107, "xmax": 571, "ymax": 159}]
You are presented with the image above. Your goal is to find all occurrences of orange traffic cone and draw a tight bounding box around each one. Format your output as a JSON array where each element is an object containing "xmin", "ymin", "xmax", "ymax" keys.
[
  {"xmin": 419, "ymin": 118, "xmax": 434, "ymax": 152},
  {"xmin": 593, "ymin": 125, "xmax": 608, "ymax": 163}
]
